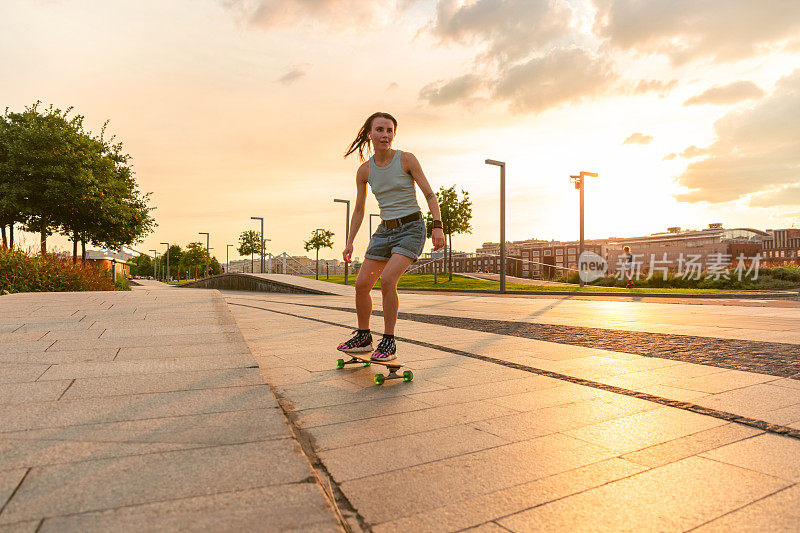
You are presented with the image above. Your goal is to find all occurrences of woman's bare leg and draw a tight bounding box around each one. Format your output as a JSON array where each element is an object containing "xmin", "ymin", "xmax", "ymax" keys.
[
  {"xmin": 354, "ymin": 259, "xmax": 386, "ymax": 329},
  {"xmin": 379, "ymin": 253, "xmax": 414, "ymax": 335}
]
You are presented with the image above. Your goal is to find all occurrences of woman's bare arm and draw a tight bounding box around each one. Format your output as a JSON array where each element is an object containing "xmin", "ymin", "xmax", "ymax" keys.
[{"xmin": 342, "ymin": 164, "xmax": 368, "ymax": 262}]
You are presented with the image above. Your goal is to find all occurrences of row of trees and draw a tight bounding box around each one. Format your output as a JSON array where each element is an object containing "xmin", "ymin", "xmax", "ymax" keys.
[
  {"xmin": 129, "ymin": 242, "xmax": 222, "ymax": 280},
  {"xmin": 0, "ymin": 102, "xmax": 155, "ymax": 259}
]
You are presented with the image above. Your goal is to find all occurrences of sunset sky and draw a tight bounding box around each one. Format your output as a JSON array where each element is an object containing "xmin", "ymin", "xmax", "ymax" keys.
[{"xmin": 3, "ymin": 0, "xmax": 800, "ymax": 262}]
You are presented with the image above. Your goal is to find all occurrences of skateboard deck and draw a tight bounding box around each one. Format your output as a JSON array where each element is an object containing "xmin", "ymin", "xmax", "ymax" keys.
[{"xmin": 335, "ymin": 352, "xmax": 413, "ymax": 385}]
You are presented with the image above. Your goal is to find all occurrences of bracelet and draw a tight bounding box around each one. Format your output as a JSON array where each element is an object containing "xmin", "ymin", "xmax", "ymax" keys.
[{"xmin": 433, "ymin": 220, "xmax": 443, "ymax": 230}]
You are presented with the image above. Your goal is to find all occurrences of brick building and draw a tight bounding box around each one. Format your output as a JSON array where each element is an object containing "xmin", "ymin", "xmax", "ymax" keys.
[{"xmin": 762, "ymin": 228, "xmax": 800, "ymax": 263}]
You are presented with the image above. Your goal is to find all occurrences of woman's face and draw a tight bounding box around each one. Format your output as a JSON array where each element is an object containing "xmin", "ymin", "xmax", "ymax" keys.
[{"xmin": 369, "ymin": 117, "xmax": 395, "ymax": 150}]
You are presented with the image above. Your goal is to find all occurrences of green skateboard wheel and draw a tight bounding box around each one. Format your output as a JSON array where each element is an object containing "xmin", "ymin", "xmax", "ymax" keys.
[
  {"xmin": 403, "ymin": 370, "xmax": 413, "ymax": 382},
  {"xmin": 363, "ymin": 361, "xmax": 371, "ymax": 367},
  {"xmin": 374, "ymin": 374, "xmax": 385, "ymax": 386},
  {"xmin": 336, "ymin": 359, "xmax": 344, "ymax": 369}
]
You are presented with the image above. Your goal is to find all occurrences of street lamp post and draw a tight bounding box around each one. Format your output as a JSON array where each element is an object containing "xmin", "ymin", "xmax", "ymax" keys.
[
  {"xmin": 369, "ymin": 213, "xmax": 381, "ymax": 236},
  {"xmin": 199, "ymin": 232, "xmax": 210, "ymax": 278},
  {"xmin": 149, "ymin": 250, "xmax": 158, "ymax": 280},
  {"xmin": 226, "ymin": 244, "xmax": 233, "ymax": 274},
  {"xmin": 485, "ymin": 159, "xmax": 506, "ymax": 293},
  {"xmin": 160, "ymin": 242, "xmax": 170, "ymax": 282},
  {"xmin": 570, "ymin": 171, "xmax": 598, "ymax": 287},
  {"xmin": 251, "ymin": 217, "xmax": 264, "ymax": 273},
  {"xmin": 334, "ymin": 199, "xmax": 351, "ymax": 285}
]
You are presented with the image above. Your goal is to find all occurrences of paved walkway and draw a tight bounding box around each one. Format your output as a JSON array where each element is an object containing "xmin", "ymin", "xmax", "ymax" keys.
[
  {"xmin": 224, "ymin": 291, "xmax": 800, "ymax": 531},
  {"xmin": 0, "ymin": 287, "xmax": 342, "ymax": 531}
]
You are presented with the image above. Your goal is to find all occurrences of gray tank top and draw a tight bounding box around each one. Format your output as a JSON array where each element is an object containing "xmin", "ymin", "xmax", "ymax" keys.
[{"xmin": 368, "ymin": 150, "xmax": 421, "ymax": 220}]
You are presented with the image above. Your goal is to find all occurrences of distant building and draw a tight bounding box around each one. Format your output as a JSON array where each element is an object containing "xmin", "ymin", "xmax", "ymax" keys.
[
  {"xmin": 604, "ymin": 224, "xmax": 769, "ymax": 274},
  {"xmin": 84, "ymin": 249, "xmax": 133, "ymax": 278},
  {"xmin": 762, "ymin": 228, "xmax": 800, "ymax": 263}
]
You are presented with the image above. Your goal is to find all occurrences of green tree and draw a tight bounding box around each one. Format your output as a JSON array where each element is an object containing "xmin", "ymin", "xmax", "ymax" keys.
[
  {"xmin": 0, "ymin": 102, "xmax": 155, "ymax": 258},
  {"xmin": 0, "ymin": 103, "xmax": 85, "ymax": 254},
  {"xmin": 179, "ymin": 242, "xmax": 206, "ymax": 279},
  {"xmin": 238, "ymin": 230, "xmax": 260, "ymax": 273},
  {"xmin": 425, "ymin": 185, "xmax": 473, "ymax": 281},
  {"xmin": 129, "ymin": 253, "xmax": 153, "ymax": 278},
  {"xmin": 304, "ymin": 229, "xmax": 334, "ymax": 280},
  {"xmin": 210, "ymin": 256, "xmax": 222, "ymax": 275},
  {"xmin": 158, "ymin": 244, "xmax": 183, "ymax": 280}
]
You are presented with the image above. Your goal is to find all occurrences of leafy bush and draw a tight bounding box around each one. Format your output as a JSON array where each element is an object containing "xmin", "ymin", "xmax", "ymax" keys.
[
  {"xmin": 0, "ymin": 247, "xmax": 116, "ymax": 293},
  {"xmin": 114, "ymin": 276, "xmax": 131, "ymax": 291}
]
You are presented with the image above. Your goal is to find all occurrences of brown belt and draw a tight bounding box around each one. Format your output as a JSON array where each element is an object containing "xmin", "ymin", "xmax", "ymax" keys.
[{"xmin": 381, "ymin": 211, "xmax": 422, "ymax": 230}]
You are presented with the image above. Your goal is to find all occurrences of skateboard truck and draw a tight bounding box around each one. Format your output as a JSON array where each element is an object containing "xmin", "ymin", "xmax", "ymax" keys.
[{"xmin": 336, "ymin": 355, "xmax": 413, "ymax": 386}]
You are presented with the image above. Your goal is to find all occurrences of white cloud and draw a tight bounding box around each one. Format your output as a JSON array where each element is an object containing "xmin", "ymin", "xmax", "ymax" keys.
[
  {"xmin": 749, "ymin": 184, "xmax": 800, "ymax": 207},
  {"xmin": 222, "ymin": 0, "xmax": 416, "ymax": 29},
  {"xmin": 276, "ymin": 65, "xmax": 307, "ymax": 84},
  {"xmin": 431, "ymin": 0, "xmax": 574, "ymax": 64},
  {"xmin": 683, "ymin": 81, "xmax": 765, "ymax": 106},
  {"xmin": 592, "ymin": 0, "xmax": 800, "ymax": 65},
  {"xmin": 419, "ymin": 74, "xmax": 483, "ymax": 106},
  {"xmin": 493, "ymin": 47, "xmax": 617, "ymax": 113},
  {"xmin": 675, "ymin": 69, "xmax": 800, "ymax": 203},
  {"xmin": 622, "ymin": 132, "xmax": 653, "ymax": 145}
]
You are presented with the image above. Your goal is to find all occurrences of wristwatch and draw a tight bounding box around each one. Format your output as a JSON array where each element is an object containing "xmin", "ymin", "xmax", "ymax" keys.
[{"xmin": 433, "ymin": 220, "xmax": 443, "ymax": 230}]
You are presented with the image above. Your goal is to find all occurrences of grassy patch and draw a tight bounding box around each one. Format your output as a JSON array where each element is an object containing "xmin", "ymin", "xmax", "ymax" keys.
[{"xmin": 300, "ymin": 273, "xmax": 750, "ymax": 294}]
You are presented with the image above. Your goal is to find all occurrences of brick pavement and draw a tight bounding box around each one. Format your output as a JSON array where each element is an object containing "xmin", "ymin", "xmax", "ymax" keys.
[
  {"xmin": 225, "ymin": 291, "xmax": 800, "ymax": 531},
  {"xmin": 0, "ymin": 288, "xmax": 343, "ymax": 531}
]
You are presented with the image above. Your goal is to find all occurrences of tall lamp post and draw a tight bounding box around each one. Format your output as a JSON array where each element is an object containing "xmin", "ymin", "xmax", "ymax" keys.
[
  {"xmin": 160, "ymin": 242, "xmax": 170, "ymax": 282},
  {"xmin": 485, "ymin": 159, "xmax": 506, "ymax": 293},
  {"xmin": 570, "ymin": 171, "xmax": 598, "ymax": 287},
  {"xmin": 369, "ymin": 213, "xmax": 381, "ymax": 236},
  {"xmin": 226, "ymin": 244, "xmax": 233, "ymax": 274},
  {"xmin": 251, "ymin": 217, "xmax": 264, "ymax": 273},
  {"xmin": 334, "ymin": 199, "xmax": 350, "ymax": 285},
  {"xmin": 199, "ymin": 232, "xmax": 210, "ymax": 278},
  {"xmin": 150, "ymin": 249, "xmax": 158, "ymax": 280}
]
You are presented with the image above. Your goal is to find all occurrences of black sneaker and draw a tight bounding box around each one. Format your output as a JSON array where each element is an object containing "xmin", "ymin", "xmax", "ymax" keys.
[
  {"xmin": 371, "ymin": 336, "xmax": 397, "ymax": 361},
  {"xmin": 337, "ymin": 329, "xmax": 373, "ymax": 353}
]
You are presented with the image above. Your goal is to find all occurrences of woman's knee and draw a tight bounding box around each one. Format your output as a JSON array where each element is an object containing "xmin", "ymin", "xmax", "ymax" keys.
[
  {"xmin": 380, "ymin": 277, "xmax": 398, "ymax": 292},
  {"xmin": 355, "ymin": 278, "xmax": 374, "ymax": 294}
]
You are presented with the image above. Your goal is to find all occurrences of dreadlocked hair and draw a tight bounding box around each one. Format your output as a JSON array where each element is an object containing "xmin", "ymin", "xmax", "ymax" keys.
[{"xmin": 344, "ymin": 112, "xmax": 398, "ymax": 162}]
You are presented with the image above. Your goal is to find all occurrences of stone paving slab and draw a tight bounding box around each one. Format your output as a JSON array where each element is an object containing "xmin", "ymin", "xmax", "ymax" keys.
[
  {"xmin": 0, "ymin": 289, "xmax": 342, "ymax": 531},
  {"xmin": 246, "ymin": 297, "xmax": 800, "ymax": 429},
  {"xmin": 60, "ymin": 367, "xmax": 266, "ymax": 400},
  {"xmin": 496, "ymin": 456, "xmax": 790, "ymax": 532},
  {"xmin": 226, "ymin": 292, "xmax": 800, "ymax": 531},
  {"xmin": 37, "ymin": 485, "xmax": 342, "ymax": 533},
  {"xmin": 694, "ymin": 484, "xmax": 800, "ymax": 532}
]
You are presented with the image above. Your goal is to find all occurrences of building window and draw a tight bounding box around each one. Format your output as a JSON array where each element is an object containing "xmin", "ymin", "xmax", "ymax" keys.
[
  {"xmin": 568, "ymin": 248, "xmax": 576, "ymax": 254},
  {"xmin": 556, "ymin": 249, "xmax": 563, "ymax": 255},
  {"xmin": 533, "ymin": 251, "xmax": 540, "ymax": 257},
  {"xmin": 544, "ymin": 250, "xmax": 552, "ymax": 256}
]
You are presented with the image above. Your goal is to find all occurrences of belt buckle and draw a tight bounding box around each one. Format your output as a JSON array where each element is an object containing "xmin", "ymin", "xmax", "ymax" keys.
[{"xmin": 385, "ymin": 219, "xmax": 399, "ymax": 230}]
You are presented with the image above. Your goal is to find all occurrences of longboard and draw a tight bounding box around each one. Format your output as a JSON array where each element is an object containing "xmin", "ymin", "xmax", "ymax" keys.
[{"xmin": 335, "ymin": 352, "xmax": 413, "ymax": 385}]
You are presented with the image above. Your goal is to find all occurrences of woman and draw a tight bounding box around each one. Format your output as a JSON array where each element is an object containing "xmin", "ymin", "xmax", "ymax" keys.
[
  {"xmin": 622, "ymin": 245, "xmax": 634, "ymax": 288},
  {"xmin": 337, "ymin": 112, "xmax": 446, "ymax": 361}
]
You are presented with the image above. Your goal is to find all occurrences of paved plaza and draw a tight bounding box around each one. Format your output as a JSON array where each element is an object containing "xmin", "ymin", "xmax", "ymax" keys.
[{"xmin": 2, "ymin": 278, "xmax": 800, "ymax": 531}]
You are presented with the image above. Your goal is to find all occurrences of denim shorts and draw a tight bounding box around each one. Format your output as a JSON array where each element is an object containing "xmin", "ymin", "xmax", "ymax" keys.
[{"xmin": 365, "ymin": 219, "xmax": 426, "ymax": 262}]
